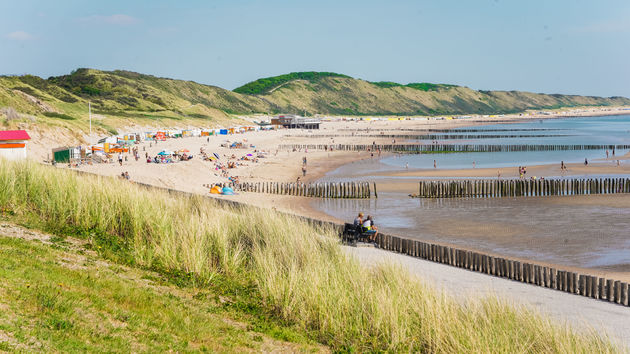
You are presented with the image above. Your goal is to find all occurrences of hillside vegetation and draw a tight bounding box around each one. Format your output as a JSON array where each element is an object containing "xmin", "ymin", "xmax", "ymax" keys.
[
  {"xmin": 0, "ymin": 68, "xmax": 629, "ymax": 136},
  {"xmin": 0, "ymin": 160, "xmax": 619, "ymax": 352},
  {"xmin": 233, "ymin": 71, "xmax": 350, "ymax": 94}
]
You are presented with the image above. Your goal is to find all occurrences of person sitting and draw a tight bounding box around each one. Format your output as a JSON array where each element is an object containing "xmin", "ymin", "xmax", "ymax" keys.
[
  {"xmin": 354, "ymin": 212, "xmax": 364, "ymax": 227},
  {"xmin": 362, "ymin": 215, "xmax": 378, "ymax": 242}
]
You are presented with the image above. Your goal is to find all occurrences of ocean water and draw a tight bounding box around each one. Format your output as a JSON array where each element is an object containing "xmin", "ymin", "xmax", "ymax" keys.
[
  {"xmin": 379, "ymin": 115, "xmax": 630, "ymax": 170},
  {"xmin": 312, "ymin": 115, "xmax": 630, "ymax": 271}
]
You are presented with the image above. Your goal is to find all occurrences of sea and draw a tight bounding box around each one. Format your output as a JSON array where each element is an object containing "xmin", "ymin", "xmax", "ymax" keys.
[{"xmin": 312, "ymin": 115, "xmax": 630, "ymax": 272}]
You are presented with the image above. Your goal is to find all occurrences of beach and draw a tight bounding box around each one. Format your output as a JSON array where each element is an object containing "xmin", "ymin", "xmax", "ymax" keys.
[{"xmin": 32, "ymin": 105, "xmax": 630, "ymax": 278}]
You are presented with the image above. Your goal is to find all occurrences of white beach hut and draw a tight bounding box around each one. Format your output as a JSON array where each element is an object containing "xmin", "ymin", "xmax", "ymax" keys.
[{"xmin": 0, "ymin": 130, "xmax": 31, "ymax": 160}]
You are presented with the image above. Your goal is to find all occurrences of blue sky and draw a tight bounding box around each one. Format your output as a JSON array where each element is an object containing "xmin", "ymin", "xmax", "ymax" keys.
[{"xmin": 1, "ymin": 0, "xmax": 629, "ymax": 97}]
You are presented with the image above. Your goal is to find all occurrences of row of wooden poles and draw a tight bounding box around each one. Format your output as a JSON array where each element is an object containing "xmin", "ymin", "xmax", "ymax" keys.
[
  {"xmin": 374, "ymin": 234, "xmax": 630, "ymax": 306},
  {"xmin": 418, "ymin": 177, "xmax": 630, "ymax": 198},
  {"xmin": 278, "ymin": 143, "xmax": 630, "ymax": 153},
  {"xmin": 338, "ymin": 128, "xmax": 563, "ymax": 132},
  {"xmin": 68, "ymin": 169, "xmax": 629, "ymax": 307},
  {"xmin": 234, "ymin": 181, "xmax": 375, "ymax": 198},
  {"xmin": 285, "ymin": 133, "xmax": 570, "ymax": 140}
]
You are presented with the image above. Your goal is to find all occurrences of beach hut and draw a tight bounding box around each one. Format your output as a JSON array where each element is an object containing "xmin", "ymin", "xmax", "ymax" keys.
[
  {"xmin": 52, "ymin": 146, "xmax": 80, "ymax": 163},
  {"xmin": 0, "ymin": 130, "xmax": 31, "ymax": 160}
]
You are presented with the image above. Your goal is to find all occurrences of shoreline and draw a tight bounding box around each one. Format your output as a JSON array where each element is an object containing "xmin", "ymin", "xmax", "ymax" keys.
[{"xmin": 35, "ymin": 107, "xmax": 630, "ymax": 279}]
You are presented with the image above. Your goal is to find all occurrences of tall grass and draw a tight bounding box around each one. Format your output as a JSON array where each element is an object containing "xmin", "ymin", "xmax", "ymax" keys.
[{"xmin": 0, "ymin": 160, "xmax": 619, "ymax": 352}]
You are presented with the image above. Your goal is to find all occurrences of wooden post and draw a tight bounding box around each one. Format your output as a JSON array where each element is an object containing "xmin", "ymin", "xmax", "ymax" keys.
[
  {"xmin": 607, "ymin": 279, "xmax": 614, "ymax": 301},
  {"xmin": 621, "ymin": 282, "xmax": 629, "ymax": 306}
]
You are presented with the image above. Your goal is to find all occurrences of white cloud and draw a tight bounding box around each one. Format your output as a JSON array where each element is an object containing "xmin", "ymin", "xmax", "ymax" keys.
[
  {"xmin": 79, "ymin": 14, "xmax": 139, "ymax": 25},
  {"xmin": 5, "ymin": 31, "xmax": 34, "ymax": 41}
]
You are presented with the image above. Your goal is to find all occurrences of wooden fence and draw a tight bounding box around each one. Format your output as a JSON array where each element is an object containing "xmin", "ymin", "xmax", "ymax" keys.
[
  {"xmin": 375, "ymin": 234, "xmax": 630, "ymax": 306},
  {"xmin": 278, "ymin": 143, "xmax": 630, "ymax": 153},
  {"xmin": 417, "ymin": 177, "xmax": 630, "ymax": 198},
  {"xmin": 235, "ymin": 181, "xmax": 374, "ymax": 198}
]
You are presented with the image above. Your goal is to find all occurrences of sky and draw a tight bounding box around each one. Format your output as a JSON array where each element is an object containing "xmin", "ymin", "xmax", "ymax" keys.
[{"xmin": 1, "ymin": 0, "xmax": 629, "ymax": 97}]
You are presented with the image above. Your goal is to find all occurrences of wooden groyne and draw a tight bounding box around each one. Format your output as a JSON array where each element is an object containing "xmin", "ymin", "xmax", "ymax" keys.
[
  {"xmin": 375, "ymin": 234, "xmax": 630, "ymax": 307},
  {"xmin": 235, "ymin": 181, "xmax": 373, "ymax": 198},
  {"xmin": 278, "ymin": 143, "xmax": 630, "ymax": 153},
  {"xmin": 417, "ymin": 177, "xmax": 630, "ymax": 198},
  {"xmin": 338, "ymin": 128, "xmax": 565, "ymax": 133},
  {"xmin": 285, "ymin": 133, "xmax": 571, "ymax": 140}
]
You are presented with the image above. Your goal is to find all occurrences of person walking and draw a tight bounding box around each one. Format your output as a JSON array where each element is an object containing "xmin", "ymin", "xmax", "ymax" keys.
[
  {"xmin": 118, "ymin": 153, "xmax": 123, "ymax": 166},
  {"xmin": 433, "ymin": 160, "xmax": 436, "ymax": 169},
  {"xmin": 302, "ymin": 165, "xmax": 307, "ymax": 177}
]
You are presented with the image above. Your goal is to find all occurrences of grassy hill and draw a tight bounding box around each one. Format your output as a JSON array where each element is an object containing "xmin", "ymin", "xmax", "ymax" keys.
[{"xmin": 1, "ymin": 68, "xmax": 629, "ymax": 137}]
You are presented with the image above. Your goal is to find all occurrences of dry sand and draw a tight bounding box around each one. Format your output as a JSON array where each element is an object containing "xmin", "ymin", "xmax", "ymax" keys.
[{"xmin": 346, "ymin": 245, "xmax": 630, "ymax": 349}]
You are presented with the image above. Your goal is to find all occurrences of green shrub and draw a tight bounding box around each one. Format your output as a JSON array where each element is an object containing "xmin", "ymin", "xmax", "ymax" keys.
[
  {"xmin": 43, "ymin": 112, "xmax": 76, "ymax": 120},
  {"xmin": 234, "ymin": 72, "xmax": 350, "ymax": 95}
]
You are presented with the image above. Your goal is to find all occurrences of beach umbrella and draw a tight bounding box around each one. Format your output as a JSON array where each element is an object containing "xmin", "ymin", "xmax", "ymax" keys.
[
  {"xmin": 247, "ymin": 153, "xmax": 253, "ymax": 156},
  {"xmin": 158, "ymin": 150, "xmax": 173, "ymax": 155},
  {"xmin": 213, "ymin": 153, "xmax": 220, "ymax": 159},
  {"xmin": 179, "ymin": 149, "xmax": 190, "ymax": 153}
]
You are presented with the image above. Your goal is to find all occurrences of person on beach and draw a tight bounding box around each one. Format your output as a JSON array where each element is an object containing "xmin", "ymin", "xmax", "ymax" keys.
[
  {"xmin": 561, "ymin": 161, "xmax": 566, "ymax": 171},
  {"xmin": 472, "ymin": 161, "xmax": 476, "ymax": 169},
  {"xmin": 362, "ymin": 215, "xmax": 378, "ymax": 242},
  {"xmin": 584, "ymin": 158, "xmax": 588, "ymax": 166},
  {"xmin": 303, "ymin": 156, "xmax": 307, "ymax": 165},
  {"xmin": 118, "ymin": 153, "xmax": 123, "ymax": 166},
  {"xmin": 302, "ymin": 165, "xmax": 307, "ymax": 176},
  {"xmin": 354, "ymin": 212, "xmax": 364, "ymax": 226},
  {"xmin": 433, "ymin": 160, "xmax": 436, "ymax": 169},
  {"xmin": 606, "ymin": 150, "xmax": 609, "ymax": 159}
]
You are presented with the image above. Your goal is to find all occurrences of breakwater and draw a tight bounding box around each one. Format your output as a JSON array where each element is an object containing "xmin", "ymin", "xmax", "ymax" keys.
[
  {"xmin": 338, "ymin": 128, "xmax": 565, "ymax": 132},
  {"xmin": 417, "ymin": 177, "xmax": 630, "ymax": 198},
  {"xmin": 285, "ymin": 133, "xmax": 571, "ymax": 140},
  {"xmin": 278, "ymin": 143, "xmax": 630, "ymax": 153},
  {"xmin": 375, "ymin": 234, "xmax": 630, "ymax": 306},
  {"xmin": 235, "ymin": 181, "xmax": 374, "ymax": 198}
]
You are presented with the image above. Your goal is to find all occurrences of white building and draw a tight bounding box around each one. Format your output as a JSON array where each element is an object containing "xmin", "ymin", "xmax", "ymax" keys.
[{"xmin": 0, "ymin": 130, "xmax": 31, "ymax": 160}]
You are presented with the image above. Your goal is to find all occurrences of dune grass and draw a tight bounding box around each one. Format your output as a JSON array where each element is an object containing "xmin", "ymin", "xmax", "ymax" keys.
[{"xmin": 0, "ymin": 160, "xmax": 620, "ymax": 352}]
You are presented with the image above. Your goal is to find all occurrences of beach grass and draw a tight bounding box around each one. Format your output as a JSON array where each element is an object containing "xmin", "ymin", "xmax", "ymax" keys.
[{"xmin": 0, "ymin": 159, "xmax": 620, "ymax": 352}]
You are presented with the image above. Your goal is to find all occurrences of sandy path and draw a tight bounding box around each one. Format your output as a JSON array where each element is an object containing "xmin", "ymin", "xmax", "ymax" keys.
[{"xmin": 346, "ymin": 246, "xmax": 630, "ymax": 349}]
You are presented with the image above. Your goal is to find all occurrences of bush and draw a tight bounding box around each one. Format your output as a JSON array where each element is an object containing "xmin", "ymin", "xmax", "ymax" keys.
[
  {"xmin": 43, "ymin": 112, "xmax": 76, "ymax": 120},
  {"xmin": 233, "ymin": 72, "xmax": 350, "ymax": 95}
]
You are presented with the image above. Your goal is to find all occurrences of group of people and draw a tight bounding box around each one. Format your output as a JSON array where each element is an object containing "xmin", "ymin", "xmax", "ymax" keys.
[
  {"xmin": 518, "ymin": 166, "xmax": 527, "ymax": 179},
  {"xmin": 353, "ymin": 212, "xmax": 379, "ymax": 242}
]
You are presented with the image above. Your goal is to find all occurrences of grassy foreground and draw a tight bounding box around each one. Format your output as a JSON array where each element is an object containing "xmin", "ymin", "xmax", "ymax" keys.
[
  {"xmin": 0, "ymin": 160, "xmax": 619, "ymax": 352},
  {"xmin": 0, "ymin": 230, "xmax": 320, "ymax": 352}
]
